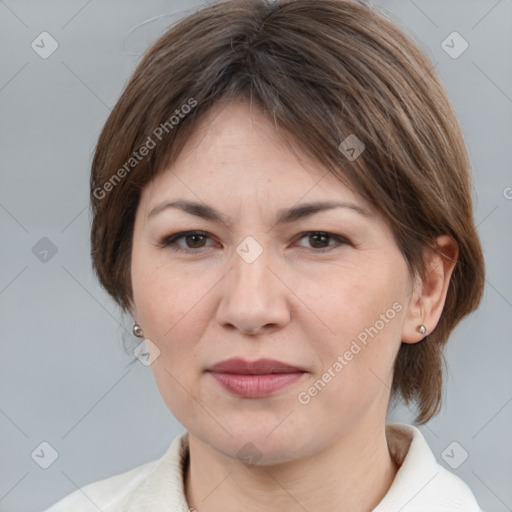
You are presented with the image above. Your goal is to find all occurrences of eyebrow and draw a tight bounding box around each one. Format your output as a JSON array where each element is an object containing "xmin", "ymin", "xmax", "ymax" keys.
[{"xmin": 147, "ymin": 199, "xmax": 371, "ymax": 226}]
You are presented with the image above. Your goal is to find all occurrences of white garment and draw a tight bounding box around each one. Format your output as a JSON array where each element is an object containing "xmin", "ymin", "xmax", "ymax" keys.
[{"xmin": 43, "ymin": 423, "xmax": 484, "ymax": 511}]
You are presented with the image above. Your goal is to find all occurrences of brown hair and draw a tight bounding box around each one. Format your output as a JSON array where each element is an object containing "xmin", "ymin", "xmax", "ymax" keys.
[{"xmin": 90, "ymin": 0, "xmax": 485, "ymax": 424}]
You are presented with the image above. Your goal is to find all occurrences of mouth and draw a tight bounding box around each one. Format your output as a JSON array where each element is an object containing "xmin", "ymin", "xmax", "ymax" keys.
[{"xmin": 206, "ymin": 357, "xmax": 307, "ymax": 398}]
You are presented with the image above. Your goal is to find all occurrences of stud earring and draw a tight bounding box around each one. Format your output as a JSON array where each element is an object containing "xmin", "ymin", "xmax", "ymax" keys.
[
  {"xmin": 133, "ymin": 323, "xmax": 144, "ymax": 338},
  {"xmin": 417, "ymin": 324, "xmax": 427, "ymax": 335}
]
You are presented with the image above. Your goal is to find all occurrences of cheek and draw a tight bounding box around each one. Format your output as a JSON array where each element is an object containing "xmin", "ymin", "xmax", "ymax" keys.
[
  {"xmin": 132, "ymin": 261, "xmax": 211, "ymax": 419},
  {"xmin": 131, "ymin": 252, "xmax": 218, "ymax": 385},
  {"xmin": 305, "ymin": 261, "xmax": 407, "ymax": 384},
  {"xmin": 132, "ymin": 244, "xmax": 193, "ymax": 332},
  {"xmin": 292, "ymin": 288, "xmax": 404, "ymax": 441},
  {"xmin": 306, "ymin": 259, "xmax": 405, "ymax": 334},
  {"xmin": 134, "ymin": 271, "xmax": 203, "ymax": 343}
]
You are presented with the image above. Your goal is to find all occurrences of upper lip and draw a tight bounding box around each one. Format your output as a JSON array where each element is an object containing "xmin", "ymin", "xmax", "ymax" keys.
[{"xmin": 207, "ymin": 357, "xmax": 305, "ymax": 374}]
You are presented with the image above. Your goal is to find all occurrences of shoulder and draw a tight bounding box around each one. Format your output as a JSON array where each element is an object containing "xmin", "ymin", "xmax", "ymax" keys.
[
  {"xmin": 42, "ymin": 431, "xmax": 189, "ymax": 512},
  {"xmin": 375, "ymin": 423, "xmax": 485, "ymax": 512},
  {"xmin": 432, "ymin": 464, "xmax": 485, "ymax": 511},
  {"xmin": 42, "ymin": 459, "xmax": 158, "ymax": 512}
]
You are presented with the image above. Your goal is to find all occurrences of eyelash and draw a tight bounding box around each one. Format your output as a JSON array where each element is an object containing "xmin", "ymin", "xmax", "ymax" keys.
[{"xmin": 158, "ymin": 230, "xmax": 350, "ymax": 254}]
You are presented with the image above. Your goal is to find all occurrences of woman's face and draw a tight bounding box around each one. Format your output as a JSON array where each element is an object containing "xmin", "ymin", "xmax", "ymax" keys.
[{"xmin": 130, "ymin": 100, "xmax": 416, "ymax": 463}]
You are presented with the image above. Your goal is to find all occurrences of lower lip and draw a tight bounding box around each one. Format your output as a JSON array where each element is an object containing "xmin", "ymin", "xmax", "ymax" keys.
[{"xmin": 208, "ymin": 372, "xmax": 305, "ymax": 398}]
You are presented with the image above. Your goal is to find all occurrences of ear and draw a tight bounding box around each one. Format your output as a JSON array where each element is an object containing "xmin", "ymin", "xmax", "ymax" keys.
[{"xmin": 401, "ymin": 235, "xmax": 458, "ymax": 343}]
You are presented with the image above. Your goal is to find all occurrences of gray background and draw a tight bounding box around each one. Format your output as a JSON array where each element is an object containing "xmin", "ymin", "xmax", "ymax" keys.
[{"xmin": 0, "ymin": 0, "xmax": 511, "ymax": 511}]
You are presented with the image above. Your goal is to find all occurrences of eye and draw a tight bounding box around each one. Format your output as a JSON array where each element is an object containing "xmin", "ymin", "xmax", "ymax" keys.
[
  {"xmin": 158, "ymin": 230, "xmax": 350, "ymax": 254},
  {"xmin": 295, "ymin": 231, "xmax": 349, "ymax": 252},
  {"xmin": 159, "ymin": 230, "xmax": 215, "ymax": 253}
]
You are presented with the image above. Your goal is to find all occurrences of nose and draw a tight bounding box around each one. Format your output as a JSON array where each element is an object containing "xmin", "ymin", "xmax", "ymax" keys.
[{"xmin": 215, "ymin": 247, "xmax": 291, "ymax": 336}]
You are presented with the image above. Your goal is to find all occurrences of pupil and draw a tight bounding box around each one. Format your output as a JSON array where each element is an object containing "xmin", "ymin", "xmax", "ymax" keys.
[
  {"xmin": 311, "ymin": 233, "xmax": 328, "ymax": 248},
  {"xmin": 188, "ymin": 235, "xmax": 204, "ymax": 248}
]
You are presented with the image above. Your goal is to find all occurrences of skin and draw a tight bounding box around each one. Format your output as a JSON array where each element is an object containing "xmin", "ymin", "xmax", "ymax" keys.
[{"xmin": 130, "ymin": 99, "xmax": 457, "ymax": 512}]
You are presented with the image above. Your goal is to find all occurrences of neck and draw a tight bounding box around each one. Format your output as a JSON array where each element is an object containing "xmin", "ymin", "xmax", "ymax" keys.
[{"xmin": 184, "ymin": 421, "xmax": 399, "ymax": 512}]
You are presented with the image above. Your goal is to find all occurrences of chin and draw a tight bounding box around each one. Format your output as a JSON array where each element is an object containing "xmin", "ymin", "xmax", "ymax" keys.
[{"xmin": 195, "ymin": 424, "xmax": 309, "ymax": 465}]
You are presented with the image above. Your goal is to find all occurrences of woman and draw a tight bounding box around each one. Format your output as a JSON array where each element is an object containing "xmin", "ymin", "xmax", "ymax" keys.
[{"xmin": 44, "ymin": 0, "xmax": 486, "ymax": 510}]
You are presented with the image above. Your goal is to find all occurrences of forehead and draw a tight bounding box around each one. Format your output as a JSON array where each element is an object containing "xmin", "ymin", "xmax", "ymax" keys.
[{"xmin": 141, "ymin": 100, "xmax": 371, "ymax": 213}]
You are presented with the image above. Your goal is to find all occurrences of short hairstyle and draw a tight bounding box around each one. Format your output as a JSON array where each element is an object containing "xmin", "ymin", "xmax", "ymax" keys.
[{"xmin": 90, "ymin": 0, "xmax": 485, "ymax": 424}]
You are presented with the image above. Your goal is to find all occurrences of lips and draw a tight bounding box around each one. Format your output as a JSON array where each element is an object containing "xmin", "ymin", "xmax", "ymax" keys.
[
  {"xmin": 207, "ymin": 357, "xmax": 305, "ymax": 375},
  {"xmin": 206, "ymin": 357, "xmax": 306, "ymax": 398}
]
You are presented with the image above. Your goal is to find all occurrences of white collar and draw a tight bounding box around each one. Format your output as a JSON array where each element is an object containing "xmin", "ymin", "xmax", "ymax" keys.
[{"xmin": 103, "ymin": 423, "xmax": 482, "ymax": 511}]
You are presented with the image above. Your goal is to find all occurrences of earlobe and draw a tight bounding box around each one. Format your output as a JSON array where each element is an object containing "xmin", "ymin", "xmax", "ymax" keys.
[{"xmin": 401, "ymin": 235, "xmax": 458, "ymax": 344}]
